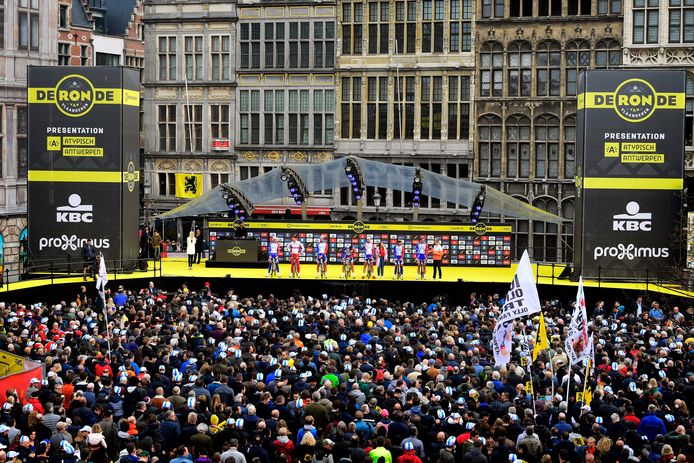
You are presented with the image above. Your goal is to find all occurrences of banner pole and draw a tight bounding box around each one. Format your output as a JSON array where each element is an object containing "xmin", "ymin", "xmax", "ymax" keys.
[
  {"xmin": 566, "ymin": 365, "xmax": 571, "ymax": 405},
  {"xmin": 582, "ymin": 358, "xmax": 591, "ymax": 404},
  {"xmin": 549, "ymin": 346, "xmax": 555, "ymax": 398}
]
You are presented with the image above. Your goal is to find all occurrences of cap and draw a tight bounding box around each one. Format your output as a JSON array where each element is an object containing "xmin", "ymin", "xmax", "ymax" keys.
[
  {"xmin": 80, "ymin": 426, "xmax": 92, "ymax": 433},
  {"xmin": 446, "ymin": 436, "xmax": 456, "ymax": 447},
  {"xmin": 404, "ymin": 441, "xmax": 415, "ymax": 451}
]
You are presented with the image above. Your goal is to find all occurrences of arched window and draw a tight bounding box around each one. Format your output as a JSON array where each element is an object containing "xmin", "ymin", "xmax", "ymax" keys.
[
  {"xmin": 507, "ymin": 42, "xmax": 531, "ymax": 97},
  {"xmin": 534, "ymin": 114, "xmax": 559, "ymax": 178},
  {"xmin": 536, "ymin": 41, "xmax": 561, "ymax": 96},
  {"xmin": 595, "ymin": 39, "xmax": 621, "ymax": 68},
  {"xmin": 563, "ymin": 116, "xmax": 576, "ymax": 179},
  {"xmin": 478, "ymin": 114, "xmax": 502, "ymax": 177},
  {"xmin": 565, "ymin": 40, "xmax": 591, "ymax": 96},
  {"xmin": 480, "ymin": 42, "xmax": 504, "ymax": 97},
  {"xmin": 511, "ymin": 195, "xmax": 529, "ymax": 260},
  {"xmin": 506, "ymin": 115, "xmax": 531, "ymax": 178},
  {"xmin": 532, "ymin": 197, "xmax": 558, "ymax": 262}
]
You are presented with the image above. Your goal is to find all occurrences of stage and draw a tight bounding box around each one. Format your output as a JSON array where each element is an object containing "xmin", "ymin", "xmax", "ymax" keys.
[{"xmin": 9, "ymin": 258, "xmax": 692, "ymax": 300}]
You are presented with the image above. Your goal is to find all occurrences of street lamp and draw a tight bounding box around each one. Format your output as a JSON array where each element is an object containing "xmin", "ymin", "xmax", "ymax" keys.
[{"xmin": 373, "ymin": 191, "xmax": 382, "ymax": 222}]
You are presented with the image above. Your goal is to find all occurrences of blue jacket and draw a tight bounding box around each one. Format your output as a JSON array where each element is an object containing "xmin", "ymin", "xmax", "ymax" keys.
[
  {"xmin": 160, "ymin": 420, "xmax": 181, "ymax": 451},
  {"xmin": 638, "ymin": 413, "xmax": 666, "ymax": 442}
]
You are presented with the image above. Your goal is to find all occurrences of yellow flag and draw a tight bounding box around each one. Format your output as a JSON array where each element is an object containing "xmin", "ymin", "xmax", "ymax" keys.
[
  {"xmin": 532, "ymin": 313, "xmax": 550, "ymax": 361},
  {"xmin": 583, "ymin": 386, "xmax": 592, "ymax": 406},
  {"xmin": 175, "ymin": 173, "xmax": 203, "ymax": 198}
]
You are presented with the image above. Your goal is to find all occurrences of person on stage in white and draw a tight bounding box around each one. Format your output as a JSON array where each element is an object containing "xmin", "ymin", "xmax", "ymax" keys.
[{"xmin": 186, "ymin": 231, "xmax": 196, "ymax": 270}]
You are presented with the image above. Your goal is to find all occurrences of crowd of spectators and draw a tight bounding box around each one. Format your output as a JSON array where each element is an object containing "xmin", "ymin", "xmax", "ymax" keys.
[{"xmin": 0, "ymin": 281, "xmax": 690, "ymax": 463}]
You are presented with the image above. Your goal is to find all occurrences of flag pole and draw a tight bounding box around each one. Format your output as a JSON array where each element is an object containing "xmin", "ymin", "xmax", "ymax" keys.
[
  {"xmin": 582, "ymin": 358, "xmax": 591, "ymax": 403},
  {"xmin": 566, "ymin": 364, "xmax": 572, "ymax": 404},
  {"xmin": 549, "ymin": 345, "xmax": 555, "ymax": 398},
  {"xmin": 525, "ymin": 331, "xmax": 537, "ymax": 416}
]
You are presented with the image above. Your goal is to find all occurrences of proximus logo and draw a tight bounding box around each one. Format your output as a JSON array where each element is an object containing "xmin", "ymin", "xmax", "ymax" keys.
[
  {"xmin": 39, "ymin": 235, "xmax": 110, "ymax": 251},
  {"xmin": 593, "ymin": 244, "xmax": 668, "ymax": 261}
]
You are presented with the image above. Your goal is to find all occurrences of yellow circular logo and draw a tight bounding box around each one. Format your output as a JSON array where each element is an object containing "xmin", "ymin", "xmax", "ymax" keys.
[
  {"xmin": 54, "ymin": 75, "xmax": 96, "ymax": 117},
  {"xmin": 352, "ymin": 221, "xmax": 365, "ymax": 234},
  {"xmin": 228, "ymin": 246, "xmax": 245, "ymax": 256},
  {"xmin": 613, "ymin": 79, "xmax": 657, "ymax": 122},
  {"xmin": 474, "ymin": 223, "xmax": 488, "ymax": 236}
]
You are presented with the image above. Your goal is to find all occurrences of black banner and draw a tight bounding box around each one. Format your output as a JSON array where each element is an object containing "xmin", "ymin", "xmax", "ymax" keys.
[
  {"xmin": 575, "ymin": 70, "xmax": 685, "ymax": 279},
  {"xmin": 27, "ymin": 67, "xmax": 140, "ymax": 269}
]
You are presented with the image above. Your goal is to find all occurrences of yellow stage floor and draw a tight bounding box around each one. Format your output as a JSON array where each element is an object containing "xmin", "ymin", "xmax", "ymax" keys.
[{"xmin": 4, "ymin": 258, "xmax": 691, "ymax": 298}]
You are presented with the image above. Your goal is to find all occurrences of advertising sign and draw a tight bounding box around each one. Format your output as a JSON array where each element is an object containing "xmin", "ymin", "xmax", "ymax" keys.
[
  {"xmin": 575, "ymin": 70, "xmax": 685, "ymax": 279},
  {"xmin": 27, "ymin": 67, "xmax": 140, "ymax": 269}
]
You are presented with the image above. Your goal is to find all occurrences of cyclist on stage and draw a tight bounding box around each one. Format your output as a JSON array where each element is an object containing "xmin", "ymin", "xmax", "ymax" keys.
[
  {"xmin": 288, "ymin": 235, "xmax": 305, "ymax": 278},
  {"xmin": 392, "ymin": 239, "xmax": 405, "ymax": 280},
  {"xmin": 266, "ymin": 236, "xmax": 280, "ymax": 277},
  {"xmin": 315, "ymin": 236, "xmax": 329, "ymax": 278},
  {"xmin": 340, "ymin": 244, "xmax": 357, "ymax": 279},
  {"xmin": 361, "ymin": 238, "xmax": 375, "ymax": 279},
  {"xmin": 415, "ymin": 236, "xmax": 428, "ymax": 280}
]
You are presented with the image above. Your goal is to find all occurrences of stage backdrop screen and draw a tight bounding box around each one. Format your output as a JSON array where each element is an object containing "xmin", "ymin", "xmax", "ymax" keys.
[
  {"xmin": 208, "ymin": 221, "xmax": 514, "ymax": 266},
  {"xmin": 574, "ymin": 70, "xmax": 685, "ymax": 279},
  {"xmin": 27, "ymin": 67, "xmax": 140, "ymax": 269}
]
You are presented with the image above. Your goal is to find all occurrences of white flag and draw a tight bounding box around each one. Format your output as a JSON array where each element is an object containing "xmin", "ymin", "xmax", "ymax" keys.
[
  {"xmin": 96, "ymin": 253, "xmax": 108, "ymax": 290},
  {"xmin": 565, "ymin": 277, "xmax": 593, "ymax": 365},
  {"xmin": 491, "ymin": 250, "xmax": 541, "ymax": 367}
]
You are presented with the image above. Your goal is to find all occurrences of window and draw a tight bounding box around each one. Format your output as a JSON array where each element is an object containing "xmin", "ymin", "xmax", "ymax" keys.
[
  {"xmin": 565, "ymin": 40, "xmax": 591, "ymax": 96},
  {"xmin": 507, "ymin": 42, "xmax": 531, "ymax": 97},
  {"xmin": 210, "ymin": 173, "xmax": 230, "ymax": 189},
  {"xmin": 598, "ymin": 0, "xmax": 621, "ymax": 14},
  {"xmin": 481, "ymin": 0, "xmax": 504, "ymax": 18},
  {"xmin": 240, "ymin": 90, "xmax": 261, "ymax": 145},
  {"xmin": 0, "ymin": 3, "xmax": 4, "ymax": 49},
  {"xmin": 536, "ymin": 41, "xmax": 561, "ymax": 97},
  {"xmin": 506, "ymin": 115, "xmax": 530, "ymax": 178},
  {"xmin": 314, "ymin": 89, "xmax": 335, "ymax": 145},
  {"xmin": 510, "ymin": 0, "xmax": 532, "ymax": 16},
  {"xmin": 239, "ymin": 166, "xmax": 261, "ymax": 181},
  {"xmin": 477, "ymin": 114, "xmax": 502, "ymax": 178},
  {"xmin": 18, "ymin": 0, "xmax": 39, "ymax": 50},
  {"xmin": 450, "ymin": 0, "xmax": 472, "ymax": 52},
  {"xmin": 289, "ymin": 22, "xmax": 310, "ymax": 68},
  {"xmin": 595, "ymin": 39, "xmax": 621, "ymax": 68},
  {"xmin": 368, "ymin": 1, "xmax": 390, "ymax": 54},
  {"xmin": 633, "ymin": 0, "xmax": 659, "ymax": 44},
  {"xmin": 158, "ymin": 105, "xmax": 176, "ymax": 152},
  {"xmin": 17, "ymin": 106, "xmax": 28, "ymax": 178},
  {"xmin": 567, "ymin": 0, "xmax": 591, "ymax": 15},
  {"xmin": 448, "ymin": 76, "xmax": 470, "ymax": 139},
  {"xmin": 59, "ymin": 4, "xmax": 68, "ymax": 28},
  {"xmin": 210, "ymin": 104, "xmax": 230, "ymax": 141},
  {"xmin": 420, "ymin": 76, "xmax": 443, "ymax": 139},
  {"xmin": 394, "ymin": 76, "xmax": 415, "ymax": 139},
  {"xmin": 240, "ymin": 23, "xmax": 260, "ymax": 69},
  {"xmin": 342, "ymin": 1, "xmax": 364, "ymax": 55},
  {"xmin": 538, "ymin": 0, "xmax": 561, "ymax": 15},
  {"xmin": 158, "ymin": 37, "xmax": 177, "ymax": 80},
  {"xmin": 211, "ymin": 35, "xmax": 231, "ymax": 80},
  {"xmin": 158, "ymin": 173, "xmax": 176, "ymax": 197},
  {"xmin": 534, "ymin": 114, "xmax": 559, "ymax": 178},
  {"xmin": 340, "ymin": 77, "xmax": 362, "ymax": 139},
  {"xmin": 563, "ymin": 116, "xmax": 576, "ymax": 179},
  {"xmin": 80, "ymin": 46, "xmax": 89, "ymax": 66},
  {"xmin": 532, "ymin": 198, "xmax": 558, "ymax": 261},
  {"xmin": 96, "ymin": 53, "xmax": 119, "ymax": 66},
  {"xmin": 183, "ymin": 36, "xmax": 203, "ymax": 80},
  {"xmin": 314, "ymin": 22, "xmax": 335, "ymax": 68},
  {"xmin": 561, "ymin": 199, "xmax": 574, "ymax": 262},
  {"xmin": 480, "ymin": 42, "xmax": 504, "ymax": 97},
  {"xmin": 265, "ymin": 23, "xmax": 285, "ymax": 68},
  {"xmin": 366, "ymin": 77, "xmax": 388, "ymax": 140},
  {"xmin": 288, "ymin": 90, "xmax": 310, "ymax": 145},
  {"xmin": 686, "ymin": 73, "xmax": 694, "ymax": 146},
  {"xmin": 669, "ymin": 0, "xmax": 694, "ymax": 43},
  {"xmin": 395, "ymin": 1, "xmax": 417, "ymax": 54},
  {"xmin": 184, "ymin": 105, "xmax": 202, "ymax": 153},
  {"xmin": 263, "ymin": 89, "xmax": 285, "ymax": 145},
  {"xmin": 58, "ymin": 43, "xmax": 70, "ymax": 65},
  {"xmin": 421, "ymin": 0, "xmax": 443, "ymax": 53},
  {"xmin": 126, "ymin": 55, "xmax": 145, "ymax": 82},
  {"xmin": 445, "ymin": 163, "xmax": 469, "ymax": 207}
]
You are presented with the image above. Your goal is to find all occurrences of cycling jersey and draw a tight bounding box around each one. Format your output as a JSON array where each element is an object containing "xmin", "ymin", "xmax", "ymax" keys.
[
  {"xmin": 363, "ymin": 242, "xmax": 374, "ymax": 257},
  {"xmin": 416, "ymin": 242, "xmax": 428, "ymax": 260},
  {"xmin": 393, "ymin": 245, "xmax": 404, "ymax": 261},
  {"xmin": 317, "ymin": 242, "xmax": 328, "ymax": 255},
  {"xmin": 269, "ymin": 242, "xmax": 280, "ymax": 257},
  {"xmin": 289, "ymin": 241, "xmax": 304, "ymax": 255}
]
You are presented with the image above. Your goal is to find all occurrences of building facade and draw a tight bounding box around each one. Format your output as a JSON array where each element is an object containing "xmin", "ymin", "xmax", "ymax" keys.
[
  {"xmin": 334, "ymin": 0, "xmax": 475, "ymax": 222},
  {"xmin": 234, "ymin": 0, "xmax": 336, "ymax": 218},
  {"xmin": 473, "ymin": 0, "xmax": 623, "ymax": 261},
  {"xmin": 0, "ymin": 0, "xmax": 59, "ymax": 276},
  {"xmin": 142, "ymin": 0, "xmax": 238, "ymax": 238}
]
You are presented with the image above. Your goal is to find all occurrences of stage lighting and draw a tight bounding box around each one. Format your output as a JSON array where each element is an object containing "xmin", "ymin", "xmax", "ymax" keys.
[
  {"xmin": 344, "ymin": 157, "xmax": 364, "ymax": 201},
  {"xmin": 221, "ymin": 185, "xmax": 253, "ymax": 222},
  {"xmin": 412, "ymin": 168, "xmax": 423, "ymax": 208},
  {"xmin": 469, "ymin": 185, "xmax": 486, "ymax": 224},
  {"xmin": 281, "ymin": 166, "xmax": 307, "ymax": 206}
]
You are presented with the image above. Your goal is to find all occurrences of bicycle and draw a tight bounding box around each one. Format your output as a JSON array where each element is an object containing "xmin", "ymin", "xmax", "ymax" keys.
[
  {"xmin": 393, "ymin": 258, "xmax": 404, "ymax": 280},
  {"xmin": 342, "ymin": 258, "xmax": 355, "ymax": 279},
  {"xmin": 316, "ymin": 255, "xmax": 328, "ymax": 279},
  {"xmin": 362, "ymin": 256, "xmax": 375, "ymax": 279},
  {"xmin": 416, "ymin": 257, "xmax": 427, "ymax": 280},
  {"xmin": 267, "ymin": 255, "xmax": 280, "ymax": 278}
]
